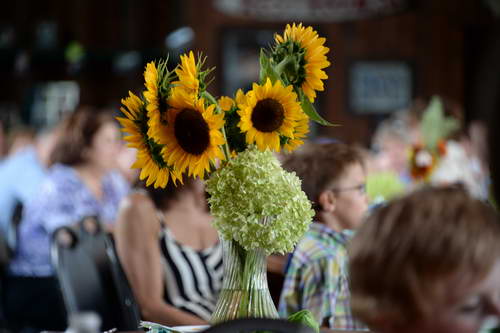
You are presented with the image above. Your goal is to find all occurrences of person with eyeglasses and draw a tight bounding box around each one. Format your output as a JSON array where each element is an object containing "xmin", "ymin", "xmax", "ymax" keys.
[{"xmin": 278, "ymin": 142, "xmax": 369, "ymax": 331}]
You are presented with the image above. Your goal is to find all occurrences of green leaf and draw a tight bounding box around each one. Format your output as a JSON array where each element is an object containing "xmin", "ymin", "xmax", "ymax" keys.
[
  {"xmin": 288, "ymin": 310, "xmax": 320, "ymax": 333},
  {"xmin": 259, "ymin": 49, "xmax": 280, "ymax": 84},
  {"xmin": 421, "ymin": 96, "xmax": 460, "ymax": 150},
  {"xmin": 301, "ymin": 95, "xmax": 335, "ymax": 126}
]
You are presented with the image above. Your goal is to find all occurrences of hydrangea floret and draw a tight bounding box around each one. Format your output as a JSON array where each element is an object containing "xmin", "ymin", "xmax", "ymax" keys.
[{"xmin": 206, "ymin": 146, "xmax": 314, "ymax": 255}]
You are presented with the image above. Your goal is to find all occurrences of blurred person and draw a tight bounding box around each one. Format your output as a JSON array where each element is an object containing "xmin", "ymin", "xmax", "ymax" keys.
[
  {"xmin": 430, "ymin": 138, "xmax": 489, "ymax": 200},
  {"xmin": 278, "ymin": 142, "xmax": 369, "ymax": 330},
  {"xmin": 5, "ymin": 125, "xmax": 36, "ymax": 156},
  {"xmin": 115, "ymin": 177, "xmax": 222, "ymax": 326},
  {"xmin": 0, "ymin": 124, "xmax": 61, "ymax": 236},
  {"xmin": 4, "ymin": 107, "xmax": 129, "ymax": 331},
  {"xmin": 349, "ymin": 185, "xmax": 500, "ymax": 333},
  {"xmin": 116, "ymin": 144, "xmax": 139, "ymax": 185},
  {"xmin": 467, "ymin": 120, "xmax": 488, "ymax": 173},
  {"xmin": 462, "ymin": 120, "xmax": 490, "ymax": 198},
  {"xmin": 357, "ymin": 146, "xmax": 405, "ymax": 205},
  {"xmin": 371, "ymin": 113, "xmax": 414, "ymax": 185},
  {"xmin": 0, "ymin": 120, "xmax": 5, "ymax": 159}
]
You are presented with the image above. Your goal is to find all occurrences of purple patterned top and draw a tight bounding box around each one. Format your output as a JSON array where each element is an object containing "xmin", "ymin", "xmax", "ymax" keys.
[{"xmin": 8, "ymin": 163, "xmax": 130, "ymax": 277}]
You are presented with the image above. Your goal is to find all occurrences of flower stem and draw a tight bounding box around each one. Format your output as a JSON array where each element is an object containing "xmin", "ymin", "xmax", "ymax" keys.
[{"xmin": 274, "ymin": 55, "xmax": 293, "ymax": 77}]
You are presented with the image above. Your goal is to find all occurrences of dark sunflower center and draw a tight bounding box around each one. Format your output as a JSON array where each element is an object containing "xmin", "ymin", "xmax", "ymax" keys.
[
  {"xmin": 251, "ymin": 98, "xmax": 285, "ymax": 133},
  {"xmin": 174, "ymin": 108, "xmax": 210, "ymax": 155}
]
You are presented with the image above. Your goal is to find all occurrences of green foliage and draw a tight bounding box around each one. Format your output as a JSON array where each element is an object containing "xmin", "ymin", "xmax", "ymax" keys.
[
  {"xmin": 366, "ymin": 171, "xmax": 405, "ymax": 203},
  {"xmin": 224, "ymin": 108, "xmax": 247, "ymax": 153},
  {"xmin": 288, "ymin": 310, "xmax": 320, "ymax": 333},
  {"xmin": 300, "ymin": 92, "xmax": 335, "ymax": 126},
  {"xmin": 421, "ymin": 96, "xmax": 460, "ymax": 151}
]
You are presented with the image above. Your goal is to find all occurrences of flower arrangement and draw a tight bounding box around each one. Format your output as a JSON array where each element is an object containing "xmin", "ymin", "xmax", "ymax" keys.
[
  {"xmin": 408, "ymin": 96, "xmax": 458, "ymax": 182},
  {"xmin": 206, "ymin": 146, "xmax": 313, "ymax": 255},
  {"xmin": 118, "ymin": 23, "xmax": 331, "ymax": 322}
]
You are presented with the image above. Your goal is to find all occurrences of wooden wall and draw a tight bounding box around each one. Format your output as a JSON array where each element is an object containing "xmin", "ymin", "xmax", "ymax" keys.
[
  {"xmin": 1, "ymin": 0, "xmax": 494, "ymax": 144},
  {"xmin": 186, "ymin": 0, "xmax": 492, "ymax": 145}
]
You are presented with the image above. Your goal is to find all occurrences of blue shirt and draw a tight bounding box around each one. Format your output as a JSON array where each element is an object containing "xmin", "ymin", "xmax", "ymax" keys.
[
  {"xmin": 0, "ymin": 147, "xmax": 47, "ymax": 234},
  {"xmin": 9, "ymin": 163, "xmax": 130, "ymax": 277}
]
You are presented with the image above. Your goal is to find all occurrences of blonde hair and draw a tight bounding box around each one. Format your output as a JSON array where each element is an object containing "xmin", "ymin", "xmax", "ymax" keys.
[{"xmin": 348, "ymin": 185, "xmax": 500, "ymax": 329}]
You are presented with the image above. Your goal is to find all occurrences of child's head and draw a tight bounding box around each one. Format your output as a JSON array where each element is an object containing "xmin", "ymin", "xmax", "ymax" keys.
[
  {"xmin": 349, "ymin": 185, "xmax": 500, "ymax": 333},
  {"xmin": 282, "ymin": 142, "xmax": 368, "ymax": 230}
]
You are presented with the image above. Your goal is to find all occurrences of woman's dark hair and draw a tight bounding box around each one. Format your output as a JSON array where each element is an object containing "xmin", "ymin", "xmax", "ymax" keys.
[
  {"xmin": 49, "ymin": 107, "xmax": 116, "ymax": 166},
  {"xmin": 141, "ymin": 177, "xmax": 199, "ymax": 210}
]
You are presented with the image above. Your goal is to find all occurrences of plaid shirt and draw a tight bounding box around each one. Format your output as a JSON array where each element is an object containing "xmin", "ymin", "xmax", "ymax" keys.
[{"xmin": 279, "ymin": 223, "xmax": 368, "ymax": 330}]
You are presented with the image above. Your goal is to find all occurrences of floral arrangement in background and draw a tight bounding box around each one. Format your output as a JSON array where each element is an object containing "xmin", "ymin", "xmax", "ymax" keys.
[
  {"xmin": 408, "ymin": 96, "xmax": 459, "ymax": 182},
  {"xmin": 118, "ymin": 22, "xmax": 330, "ymax": 253}
]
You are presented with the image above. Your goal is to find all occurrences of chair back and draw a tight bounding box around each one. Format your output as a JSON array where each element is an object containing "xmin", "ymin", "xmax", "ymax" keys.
[
  {"xmin": 202, "ymin": 318, "xmax": 316, "ymax": 333},
  {"xmin": 0, "ymin": 230, "xmax": 9, "ymax": 329},
  {"xmin": 52, "ymin": 217, "xmax": 140, "ymax": 331},
  {"xmin": 0, "ymin": 231, "xmax": 10, "ymax": 273},
  {"xmin": 6, "ymin": 200, "xmax": 23, "ymax": 255}
]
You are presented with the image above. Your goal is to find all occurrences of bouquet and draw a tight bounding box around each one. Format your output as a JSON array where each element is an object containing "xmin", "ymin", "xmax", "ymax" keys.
[
  {"xmin": 118, "ymin": 23, "xmax": 331, "ymax": 322},
  {"xmin": 408, "ymin": 96, "xmax": 459, "ymax": 182}
]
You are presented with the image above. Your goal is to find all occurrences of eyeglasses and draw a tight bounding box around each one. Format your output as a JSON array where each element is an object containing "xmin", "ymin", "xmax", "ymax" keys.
[{"xmin": 330, "ymin": 183, "xmax": 366, "ymax": 195}]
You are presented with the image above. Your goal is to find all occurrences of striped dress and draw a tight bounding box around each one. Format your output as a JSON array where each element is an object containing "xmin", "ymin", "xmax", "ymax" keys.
[{"xmin": 159, "ymin": 224, "xmax": 223, "ymax": 320}]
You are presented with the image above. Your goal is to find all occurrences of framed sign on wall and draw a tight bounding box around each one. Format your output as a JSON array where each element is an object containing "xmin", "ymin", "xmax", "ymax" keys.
[{"xmin": 347, "ymin": 60, "xmax": 415, "ymax": 114}]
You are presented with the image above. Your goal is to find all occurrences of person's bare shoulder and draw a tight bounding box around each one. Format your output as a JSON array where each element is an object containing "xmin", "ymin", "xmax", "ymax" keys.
[{"xmin": 117, "ymin": 191, "xmax": 159, "ymax": 234}]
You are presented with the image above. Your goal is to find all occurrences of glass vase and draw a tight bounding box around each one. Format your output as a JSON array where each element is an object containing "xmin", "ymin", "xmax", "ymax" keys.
[{"xmin": 209, "ymin": 237, "xmax": 279, "ymax": 324}]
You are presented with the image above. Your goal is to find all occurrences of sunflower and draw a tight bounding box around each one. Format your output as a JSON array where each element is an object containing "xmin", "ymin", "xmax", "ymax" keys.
[
  {"xmin": 274, "ymin": 23, "xmax": 330, "ymax": 103},
  {"xmin": 161, "ymin": 88, "xmax": 226, "ymax": 179},
  {"xmin": 235, "ymin": 88, "xmax": 247, "ymax": 105},
  {"xmin": 144, "ymin": 62, "xmax": 159, "ymax": 115},
  {"xmin": 218, "ymin": 96, "xmax": 235, "ymax": 112},
  {"xmin": 173, "ymin": 51, "xmax": 199, "ymax": 95},
  {"xmin": 143, "ymin": 61, "xmax": 172, "ymax": 140},
  {"xmin": 117, "ymin": 91, "xmax": 147, "ymax": 151},
  {"xmin": 133, "ymin": 148, "xmax": 182, "ymax": 188},
  {"xmin": 237, "ymin": 78, "xmax": 302, "ymax": 152},
  {"xmin": 117, "ymin": 91, "xmax": 180, "ymax": 188},
  {"xmin": 284, "ymin": 113, "xmax": 310, "ymax": 152}
]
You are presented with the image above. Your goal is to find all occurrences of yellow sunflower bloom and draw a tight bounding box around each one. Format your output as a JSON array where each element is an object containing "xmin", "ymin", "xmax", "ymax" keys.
[
  {"xmin": 218, "ymin": 96, "xmax": 235, "ymax": 112},
  {"xmin": 117, "ymin": 91, "xmax": 147, "ymax": 151},
  {"xmin": 174, "ymin": 51, "xmax": 199, "ymax": 95},
  {"xmin": 235, "ymin": 89, "xmax": 247, "ymax": 105},
  {"xmin": 143, "ymin": 61, "xmax": 168, "ymax": 140},
  {"xmin": 117, "ymin": 91, "xmax": 180, "ymax": 188},
  {"xmin": 144, "ymin": 62, "xmax": 159, "ymax": 115},
  {"xmin": 132, "ymin": 149, "xmax": 182, "ymax": 188},
  {"xmin": 284, "ymin": 113, "xmax": 310, "ymax": 152},
  {"xmin": 237, "ymin": 78, "xmax": 302, "ymax": 152},
  {"xmin": 275, "ymin": 23, "xmax": 330, "ymax": 102},
  {"xmin": 161, "ymin": 89, "xmax": 226, "ymax": 179}
]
